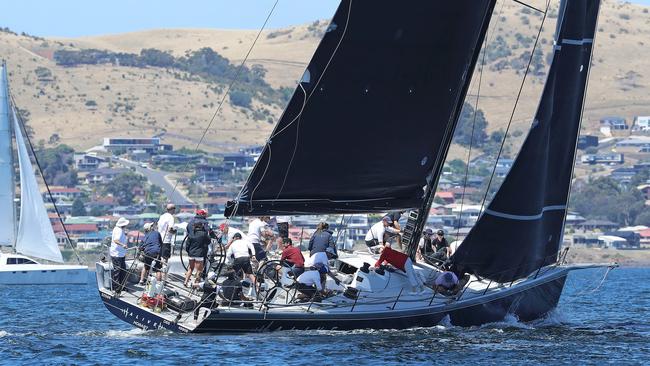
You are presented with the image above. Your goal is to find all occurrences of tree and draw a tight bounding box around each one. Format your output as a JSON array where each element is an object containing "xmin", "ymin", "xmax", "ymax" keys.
[
  {"xmin": 71, "ymin": 198, "xmax": 86, "ymax": 216},
  {"xmin": 229, "ymin": 89, "xmax": 253, "ymax": 108},
  {"xmin": 453, "ymin": 102, "xmax": 488, "ymax": 147},
  {"xmin": 570, "ymin": 176, "xmax": 646, "ymax": 226},
  {"xmin": 103, "ymin": 172, "xmax": 146, "ymax": 206}
]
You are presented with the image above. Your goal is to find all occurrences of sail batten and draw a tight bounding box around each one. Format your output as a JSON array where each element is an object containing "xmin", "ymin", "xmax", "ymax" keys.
[
  {"xmin": 227, "ymin": 0, "xmax": 497, "ymax": 217},
  {"xmin": 452, "ymin": 0, "xmax": 602, "ymax": 282},
  {"xmin": 13, "ymin": 107, "xmax": 64, "ymax": 263},
  {"xmin": 0, "ymin": 65, "xmax": 16, "ymax": 247}
]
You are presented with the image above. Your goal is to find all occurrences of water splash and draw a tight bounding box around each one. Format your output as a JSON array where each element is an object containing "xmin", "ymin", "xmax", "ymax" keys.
[
  {"xmin": 0, "ymin": 330, "xmax": 9, "ymax": 338},
  {"xmin": 479, "ymin": 313, "xmax": 534, "ymax": 331}
]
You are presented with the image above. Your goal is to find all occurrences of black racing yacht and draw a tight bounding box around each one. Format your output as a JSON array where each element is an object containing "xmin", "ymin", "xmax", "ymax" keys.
[{"xmin": 96, "ymin": 0, "xmax": 616, "ymax": 333}]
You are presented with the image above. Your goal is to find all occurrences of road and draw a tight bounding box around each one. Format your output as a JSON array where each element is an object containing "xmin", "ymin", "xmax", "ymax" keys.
[{"xmin": 118, "ymin": 158, "xmax": 194, "ymax": 205}]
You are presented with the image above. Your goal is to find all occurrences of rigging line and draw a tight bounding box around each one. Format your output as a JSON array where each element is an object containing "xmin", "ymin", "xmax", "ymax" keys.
[
  {"xmin": 169, "ymin": 0, "xmax": 279, "ymax": 200},
  {"xmin": 9, "ymin": 94, "xmax": 83, "ymax": 265},
  {"xmin": 512, "ymin": 0, "xmax": 544, "ymax": 13},
  {"xmin": 269, "ymin": 0, "xmax": 352, "ymax": 140},
  {"xmin": 478, "ymin": 0, "xmax": 551, "ymax": 216}
]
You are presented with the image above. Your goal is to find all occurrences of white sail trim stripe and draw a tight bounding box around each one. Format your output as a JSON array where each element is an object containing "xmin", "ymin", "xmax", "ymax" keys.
[
  {"xmin": 561, "ymin": 38, "xmax": 593, "ymax": 45},
  {"xmin": 484, "ymin": 205, "xmax": 567, "ymax": 221}
]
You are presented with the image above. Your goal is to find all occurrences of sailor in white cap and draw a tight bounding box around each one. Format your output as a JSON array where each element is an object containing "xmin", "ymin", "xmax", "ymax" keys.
[{"xmin": 111, "ymin": 217, "xmax": 129, "ymax": 296}]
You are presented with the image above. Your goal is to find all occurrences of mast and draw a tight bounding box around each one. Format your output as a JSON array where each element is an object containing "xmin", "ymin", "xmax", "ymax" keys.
[{"xmin": 405, "ymin": 4, "xmax": 497, "ymax": 260}]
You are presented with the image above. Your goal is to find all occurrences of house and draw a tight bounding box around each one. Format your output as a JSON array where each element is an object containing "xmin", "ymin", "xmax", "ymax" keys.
[
  {"xmin": 616, "ymin": 136, "xmax": 650, "ymax": 149},
  {"xmin": 495, "ymin": 158, "xmax": 514, "ymax": 178},
  {"xmin": 62, "ymin": 223, "xmax": 99, "ymax": 236},
  {"xmin": 203, "ymin": 197, "xmax": 230, "ymax": 214},
  {"xmin": 223, "ymin": 153, "xmax": 256, "ymax": 169},
  {"xmin": 610, "ymin": 167, "xmax": 636, "ymax": 184},
  {"xmin": 574, "ymin": 219, "xmax": 619, "ymax": 232},
  {"xmin": 86, "ymin": 168, "xmax": 129, "ymax": 184},
  {"xmin": 103, "ymin": 137, "xmax": 171, "ymax": 154},
  {"xmin": 598, "ymin": 235, "xmax": 628, "ymax": 248},
  {"xmin": 604, "ymin": 230, "xmax": 640, "ymax": 248},
  {"xmin": 634, "ymin": 116, "xmax": 650, "ymax": 131},
  {"xmin": 75, "ymin": 231, "xmax": 111, "ymax": 250},
  {"xmin": 207, "ymin": 188, "xmax": 232, "ymax": 198},
  {"xmin": 435, "ymin": 191, "xmax": 455, "ymax": 204},
  {"xmin": 638, "ymin": 184, "xmax": 650, "ymax": 200},
  {"xmin": 580, "ymin": 153, "xmax": 624, "ymax": 165},
  {"xmin": 638, "ymin": 228, "xmax": 650, "ymax": 248},
  {"xmin": 73, "ymin": 153, "xmax": 108, "ymax": 171},
  {"xmin": 600, "ymin": 117, "xmax": 628, "ymax": 130},
  {"xmin": 195, "ymin": 164, "xmax": 226, "ymax": 183},
  {"xmin": 112, "ymin": 206, "xmax": 143, "ymax": 216},
  {"xmin": 565, "ymin": 212, "xmax": 586, "ymax": 226},
  {"xmin": 572, "ymin": 234, "xmax": 600, "ymax": 248},
  {"xmin": 85, "ymin": 197, "xmax": 117, "ymax": 216},
  {"xmin": 43, "ymin": 187, "xmax": 83, "ymax": 201},
  {"xmin": 577, "ymin": 135, "xmax": 598, "ymax": 150},
  {"xmin": 152, "ymin": 154, "xmax": 202, "ymax": 165}
]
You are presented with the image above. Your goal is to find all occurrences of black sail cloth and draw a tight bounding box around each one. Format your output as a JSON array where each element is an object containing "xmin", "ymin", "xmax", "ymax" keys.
[
  {"xmin": 452, "ymin": 0, "xmax": 602, "ymax": 283},
  {"xmin": 226, "ymin": 0, "xmax": 496, "ymax": 216}
]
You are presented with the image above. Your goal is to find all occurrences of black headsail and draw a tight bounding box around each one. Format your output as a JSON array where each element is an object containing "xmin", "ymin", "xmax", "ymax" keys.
[
  {"xmin": 226, "ymin": 0, "xmax": 497, "ymax": 217},
  {"xmin": 451, "ymin": 0, "xmax": 602, "ymax": 282}
]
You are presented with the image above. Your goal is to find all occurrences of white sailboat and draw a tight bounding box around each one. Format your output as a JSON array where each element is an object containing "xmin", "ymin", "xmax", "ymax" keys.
[{"xmin": 0, "ymin": 62, "xmax": 87, "ymax": 285}]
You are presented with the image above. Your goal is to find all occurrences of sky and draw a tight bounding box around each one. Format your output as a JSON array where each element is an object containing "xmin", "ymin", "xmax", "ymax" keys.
[
  {"xmin": 0, "ymin": 0, "xmax": 648, "ymax": 38},
  {"xmin": 0, "ymin": 0, "xmax": 340, "ymax": 38}
]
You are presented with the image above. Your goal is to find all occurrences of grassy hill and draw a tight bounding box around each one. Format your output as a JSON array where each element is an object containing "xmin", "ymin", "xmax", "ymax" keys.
[{"xmin": 1, "ymin": 0, "xmax": 649, "ymax": 157}]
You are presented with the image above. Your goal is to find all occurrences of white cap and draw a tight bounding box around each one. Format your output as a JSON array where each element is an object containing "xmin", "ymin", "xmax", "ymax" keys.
[{"xmin": 116, "ymin": 217, "xmax": 129, "ymax": 227}]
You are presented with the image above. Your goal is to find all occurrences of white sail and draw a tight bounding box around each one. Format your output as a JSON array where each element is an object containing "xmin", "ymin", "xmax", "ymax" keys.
[
  {"xmin": 13, "ymin": 107, "xmax": 63, "ymax": 263},
  {"xmin": 0, "ymin": 65, "xmax": 16, "ymax": 247}
]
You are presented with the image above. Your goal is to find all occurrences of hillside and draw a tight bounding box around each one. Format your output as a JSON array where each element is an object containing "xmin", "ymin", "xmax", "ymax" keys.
[{"xmin": 1, "ymin": 0, "xmax": 649, "ymax": 155}]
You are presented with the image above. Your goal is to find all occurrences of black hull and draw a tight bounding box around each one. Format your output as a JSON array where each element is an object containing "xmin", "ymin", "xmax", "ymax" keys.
[
  {"xmin": 99, "ymin": 272, "xmax": 568, "ymax": 333},
  {"xmin": 448, "ymin": 274, "xmax": 567, "ymax": 327}
]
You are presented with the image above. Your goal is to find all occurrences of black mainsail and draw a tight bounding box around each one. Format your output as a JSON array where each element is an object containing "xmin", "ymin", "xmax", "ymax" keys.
[
  {"xmin": 452, "ymin": 0, "xmax": 601, "ymax": 282},
  {"xmin": 226, "ymin": 1, "xmax": 497, "ymax": 216}
]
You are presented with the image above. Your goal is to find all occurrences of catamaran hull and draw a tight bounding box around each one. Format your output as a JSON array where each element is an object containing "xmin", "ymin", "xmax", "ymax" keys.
[
  {"xmin": 0, "ymin": 267, "xmax": 88, "ymax": 285},
  {"xmin": 448, "ymin": 274, "xmax": 567, "ymax": 327}
]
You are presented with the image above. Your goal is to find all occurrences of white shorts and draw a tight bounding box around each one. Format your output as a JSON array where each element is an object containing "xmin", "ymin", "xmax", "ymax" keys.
[{"xmin": 189, "ymin": 257, "xmax": 204, "ymax": 262}]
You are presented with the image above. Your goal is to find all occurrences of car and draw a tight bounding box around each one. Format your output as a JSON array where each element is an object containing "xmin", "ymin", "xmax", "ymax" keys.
[{"xmin": 140, "ymin": 163, "xmax": 148, "ymax": 169}]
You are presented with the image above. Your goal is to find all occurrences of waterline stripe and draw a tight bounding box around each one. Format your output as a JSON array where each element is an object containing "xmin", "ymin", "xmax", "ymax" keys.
[{"xmin": 484, "ymin": 205, "xmax": 566, "ymax": 221}]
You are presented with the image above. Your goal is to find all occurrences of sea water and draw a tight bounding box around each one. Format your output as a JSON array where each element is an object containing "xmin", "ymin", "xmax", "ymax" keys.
[{"xmin": 0, "ymin": 267, "xmax": 648, "ymax": 365}]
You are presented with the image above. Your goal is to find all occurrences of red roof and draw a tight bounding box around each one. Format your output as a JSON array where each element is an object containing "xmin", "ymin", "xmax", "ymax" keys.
[
  {"xmin": 64, "ymin": 224, "xmax": 98, "ymax": 232},
  {"xmin": 436, "ymin": 192, "xmax": 455, "ymax": 199},
  {"xmin": 639, "ymin": 229, "xmax": 650, "ymax": 238}
]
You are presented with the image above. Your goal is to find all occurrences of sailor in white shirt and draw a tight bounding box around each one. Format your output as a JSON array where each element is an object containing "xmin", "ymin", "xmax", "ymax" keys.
[
  {"xmin": 365, "ymin": 216, "xmax": 399, "ymax": 253},
  {"xmin": 247, "ymin": 216, "xmax": 273, "ymax": 261},
  {"xmin": 295, "ymin": 263, "xmax": 327, "ymax": 300},
  {"xmin": 157, "ymin": 203, "xmax": 177, "ymax": 262},
  {"xmin": 110, "ymin": 217, "xmax": 129, "ymax": 295},
  {"xmin": 218, "ymin": 222, "xmax": 245, "ymax": 248},
  {"xmin": 226, "ymin": 233, "xmax": 256, "ymax": 284}
]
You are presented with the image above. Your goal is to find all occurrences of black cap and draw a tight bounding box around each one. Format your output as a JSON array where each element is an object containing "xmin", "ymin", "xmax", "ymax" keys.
[{"xmin": 437, "ymin": 230, "xmax": 444, "ymax": 235}]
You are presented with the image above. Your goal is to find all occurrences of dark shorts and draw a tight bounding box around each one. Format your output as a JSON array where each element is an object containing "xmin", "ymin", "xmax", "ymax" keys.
[
  {"xmin": 252, "ymin": 242, "xmax": 267, "ymax": 261},
  {"xmin": 296, "ymin": 283, "xmax": 318, "ymax": 298},
  {"xmin": 233, "ymin": 257, "xmax": 253, "ymax": 275},
  {"xmin": 161, "ymin": 243, "xmax": 172, "ymax": 260},
  {"xmin": 143, "ymin": 252, "xmax": 162, "ymax": 272},
  {"xmin": 365, "ymin": 239, "xmax": 379, "ymax": 247},
  {"xmin": 277, "ymin": 222, "xmax": 289, "ymax": 239}
]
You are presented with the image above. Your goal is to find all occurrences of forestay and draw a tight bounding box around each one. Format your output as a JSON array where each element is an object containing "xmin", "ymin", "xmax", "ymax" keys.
[
  {"xmin": 452, "ymin": 0, "xmax": 601, "ymax": 282},
  {"xmin": 13, "ymin": 107, "xmax": 64, "ymax": 263},
  {"xmin": 0, "ymin": 65, "xmax": 15, "ymax": 246},
  {"xmin": 226, "ymin": 0, "xmax": 496, "ymax": 216}
]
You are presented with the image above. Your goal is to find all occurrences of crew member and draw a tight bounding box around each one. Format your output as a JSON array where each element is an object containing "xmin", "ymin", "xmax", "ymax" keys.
[
  {"xmin": 184, "ymin": 209, "xmax": 213, "ymax": 287},
  {"xmin": 434, "ymin": 271, "xmax": 460, "ymax": 295},
  {"xmin": 157, "ymin": 203, "xmax": 177, "ymax": 269},
  {"xmin": 278, "ymin": 237, "xmax": 305, "ymax": 277},
  {"xmin": 226, "ymin": 232, "xmax": 257, "ymax": 286},
  {"xmin": 308, "ymin": 222, "xmax": 336, "ymax": 257},
  {"xmin": 218, "ymin": 222, "xmax": 245, "ymax": 249},
  {"xmin": 383, "ymin": 211, "xmax": 405, "ymax": 249},
  {"xmin": 295, "ymin": 263, "xmax": 328, "ymax": 301},
  {"xmin": 365, "ymin": 216, "xmax": 400, "ymax": 253},
  {"xmin": 247, "ymin": 216, "xmax": 274, "ymax": 262},
  {"xmin": 139, "ymin": 222, "xmax": 162, "ymax": 285},
  {"xmin": 111, "ymin": 217, "xmax": 129, "ymax": 296},
  {"xmin": 374, "ymin": 245, "xmax": 423, "ymax": 294}
]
